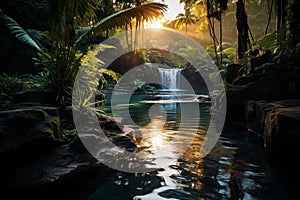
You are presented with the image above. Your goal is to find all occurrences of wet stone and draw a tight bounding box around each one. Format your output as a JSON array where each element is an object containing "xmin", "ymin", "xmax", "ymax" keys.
[
  {"xmin": 158, "ymin": 189, "xmax": 195, "ymax": 200},
  {"xmin": 170, "ymin": 174, "xmax": 192, "ymax": 183},
  {"xmin": 169, "ymin": 165, "xmax": 184, "ymax": 170}
]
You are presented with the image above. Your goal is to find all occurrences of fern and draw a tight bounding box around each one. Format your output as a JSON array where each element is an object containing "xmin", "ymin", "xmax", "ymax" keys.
[{"xmin": 26, "ymin": 29, "xmax": 44, "ymax": 43}]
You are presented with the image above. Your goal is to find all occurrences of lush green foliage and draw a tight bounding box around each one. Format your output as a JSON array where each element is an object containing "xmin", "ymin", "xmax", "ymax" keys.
[
  {"xmin": 254, "ymin": 28, "xmax": 286, "ymax": 53},
  {"xmin": 206, "ymin": 42, "xmax": 236, "ymax": 64},
  {"xmin": 1, "ymin": 2, "xmax": 167, "ymax": 107},
  {"xmin": 0, "ymin": 73, "xmax": 22, "ymax": 107}
]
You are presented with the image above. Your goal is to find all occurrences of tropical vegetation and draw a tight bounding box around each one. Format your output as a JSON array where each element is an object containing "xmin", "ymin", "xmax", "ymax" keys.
[
  {"xmin": 0, "ymin": 1, "xmax": 300, "ymax": 198},
  {"xmin": 0, "ymin": 0, "xmax": 167, "ymax": 107}
]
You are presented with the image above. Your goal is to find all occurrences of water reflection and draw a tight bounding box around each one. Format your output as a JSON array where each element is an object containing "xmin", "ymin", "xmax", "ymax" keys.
[
  {"xmin": 140, "ymin": 115, "xmax": 165, "ymax": 150},
  {"xmin": 89, "ymin": 94, "xmax": 288, "ymax": 200}
]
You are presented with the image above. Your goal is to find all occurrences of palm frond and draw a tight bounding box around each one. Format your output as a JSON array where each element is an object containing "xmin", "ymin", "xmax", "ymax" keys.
[
  {"xmin": 171, "ymin": 12, "xmax": 197, "ymax": 30},
  {"xmin": 51, "ymin": 0, "xmax": 101, "ymax": 26},
  {"xmin": 25, "ymin": 29, "xmax": 45, "ymax": 47},
  {"xmin": 0, "ymin": 13, "xmax": 43, "ymax": 53},
  {"xmin": 49, "ymin": 0, "xmax": 101, "ymax": 43},
  {"xmin": 174, "ymin": 15, "xmax": 186, "ymax": 29},
  {"xmin": 75, "ymin": 3, "xmax": 167, "ymax": 46},
  {"xmin": 71, "ymin": 0, "xmax": 101, "ymax": 24}
]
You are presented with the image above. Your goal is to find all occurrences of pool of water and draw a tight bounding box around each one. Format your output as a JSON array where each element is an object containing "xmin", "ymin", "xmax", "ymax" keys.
[{"xmin": 87, "ymin": 93, "xmax": 296, "ymax": 200}]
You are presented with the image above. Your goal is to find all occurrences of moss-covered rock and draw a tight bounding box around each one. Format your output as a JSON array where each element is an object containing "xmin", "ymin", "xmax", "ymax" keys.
[{"xmin": 0, "ymin": 106, "xmax": 61, "ymax": 154}]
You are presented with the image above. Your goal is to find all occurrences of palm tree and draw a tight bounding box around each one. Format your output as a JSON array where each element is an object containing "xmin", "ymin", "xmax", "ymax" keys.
[
  {"xmin": 1, "ymin": 1, "xmax": 167, "ymax": 106},
  {"xmin": 173, "ymin": 8, "xmax": 197, "ymax": 36},
  {"xmin": 171, "ymin": 0, "xmax": 197, "ymax": 36},
  {"xmin": 206, "ymin": 0, "xmax": 228, "ymax": 65}
]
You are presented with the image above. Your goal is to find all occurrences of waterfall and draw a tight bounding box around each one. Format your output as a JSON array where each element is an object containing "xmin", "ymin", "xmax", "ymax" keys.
[{"xmin": 159, "ymin": 68, "xmax": 183, "ymax": 89}]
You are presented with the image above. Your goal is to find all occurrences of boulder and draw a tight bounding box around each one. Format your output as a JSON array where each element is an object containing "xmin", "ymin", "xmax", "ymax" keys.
[
  {"xmin": 0, "ymin": 126, "xmax": 138, "ymax": 198},
  {"xmin": 111, "ymin": 135, "xmax": 137, "ymax": 152},
  {"xmin": 246, "ymin": 100, "xmax": 274, "ymax": 133},
  {"xmin": 0, "ymin": 136, "xmax": 111, "ymax": 199},
  {"xmin": 0, "ymin": 106, "xmax": 61, "ymax": 154},
  {"xmin": 246, "ymin": 100, "xmax": 300, "ymax": 157},
  {"xmin": 98, "ymin": 114, "xmax": 124, "ymax": 133},
  {"xmin": 226, "ymin": 71, "xmax": 300, "ymax": 121},
  {"xmin": 0, "ymin": 103, "xmax": 137, "ymax": 198},
  {"xmin": 264, "ymin": 104, "xmax": 300, "ymax": 155}
]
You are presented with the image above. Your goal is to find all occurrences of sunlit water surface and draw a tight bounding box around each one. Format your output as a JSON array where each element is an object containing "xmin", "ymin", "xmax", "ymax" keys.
[{"xmin": 87, "ymin": 93, "xmax": 295, "ymax": 200}]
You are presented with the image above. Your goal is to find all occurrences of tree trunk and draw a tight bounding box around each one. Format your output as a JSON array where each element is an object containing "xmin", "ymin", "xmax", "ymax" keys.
[
  {"xmin": 289, "ymin": 0, "xmax": 300, "ymax": 46},
  {"xmin": 236, "ymin": 0, "xmax": 249, "ymax": 60},
  {"xmin": 276, "ymin": 0, "xmax": 288, "ymax": 31},
  {"xmin": 275, "ymin": 0, "xmax": 288, "ymax": 42},
  {"xmin": 265, "ymin": 0, "xmax": 274, "ymax": 35},
  {"xmin": 220, "ymin": 13, "xmax": 223, "ymax": 65},
  {"xmin": 186, "ymin": 22, "xmax": 188, "ymax": 36}
]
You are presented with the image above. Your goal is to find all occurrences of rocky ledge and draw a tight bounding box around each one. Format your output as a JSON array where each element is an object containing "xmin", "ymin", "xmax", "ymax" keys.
[
  {"xmin": 0, "ymin": 105, "xmax": 137, "ymax": 198},
  {"xmin": 246, "ymin": 99, "xmax": 300, "ymax": 158}
]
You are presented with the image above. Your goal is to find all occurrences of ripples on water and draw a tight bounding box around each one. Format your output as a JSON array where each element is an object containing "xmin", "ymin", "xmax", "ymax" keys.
[{"xmin": 87, "ymin": 94, "xmax": 294, "ymax": 200}]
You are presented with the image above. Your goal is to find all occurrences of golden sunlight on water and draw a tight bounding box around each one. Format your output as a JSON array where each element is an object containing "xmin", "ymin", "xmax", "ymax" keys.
[
  {"xmin": 140, "ymin": 115, "xmax": 166, "ymax": 150},
  {"xmin": 131, "ymin": 110, "xmax": 206, "ymax": 169}
]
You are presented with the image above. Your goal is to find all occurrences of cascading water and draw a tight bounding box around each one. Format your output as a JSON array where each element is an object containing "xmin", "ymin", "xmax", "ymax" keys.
[{"xmin": 159, "ymin": 68, "xmax": 183, "ymax": 90}]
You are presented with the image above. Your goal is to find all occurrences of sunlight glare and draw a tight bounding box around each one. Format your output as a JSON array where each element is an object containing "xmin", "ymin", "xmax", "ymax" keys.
[
  {"xmin": 148, "ymin": 20, "xmax": 164, "ymax": 30},
  {"xmin": 141, "ymin": 115, "xmax": 166, "ymax": 150}
]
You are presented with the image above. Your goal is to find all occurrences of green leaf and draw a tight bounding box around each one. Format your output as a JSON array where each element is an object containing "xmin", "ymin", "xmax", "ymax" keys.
[
  {"xmin": 0, "ymin": 13, "xmax": 43, "ymax": 53},
  {"xmin": 255, "ymin": 28, "xmax": 286, "ymax": 52}
]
